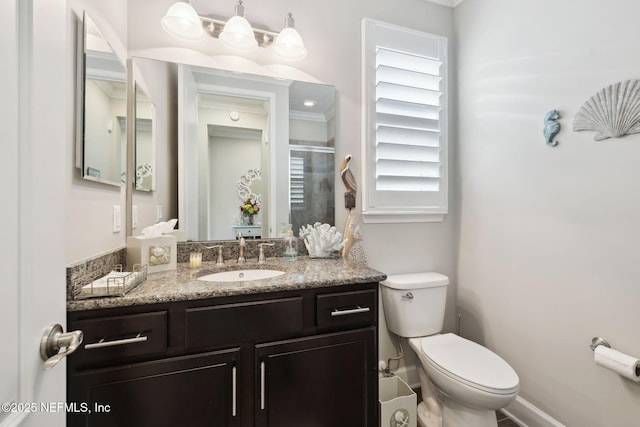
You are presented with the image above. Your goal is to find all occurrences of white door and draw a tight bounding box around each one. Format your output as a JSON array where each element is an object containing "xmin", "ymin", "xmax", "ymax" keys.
[{"xmin": 1, "ymin": 1, "xmax": 69, "ymax": 426}]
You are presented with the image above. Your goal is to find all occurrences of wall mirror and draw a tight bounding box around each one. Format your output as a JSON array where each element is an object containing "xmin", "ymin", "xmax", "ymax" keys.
[
  {"xmin": 134, "ymin": 84, "xmax": 156, "ymax": 192},
  {"xmin": 130, "ymin": 57, "xmax": 336, "ymax": 241},
  {"xmin": 77, "ymin": 12, "xmax": 127, "ymax": 187}
]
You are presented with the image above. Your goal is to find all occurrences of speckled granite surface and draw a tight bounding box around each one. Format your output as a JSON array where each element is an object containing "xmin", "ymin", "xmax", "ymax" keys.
[{"xmin": 67, "ymin": 257, "xmax": 387, "ymax": 312}]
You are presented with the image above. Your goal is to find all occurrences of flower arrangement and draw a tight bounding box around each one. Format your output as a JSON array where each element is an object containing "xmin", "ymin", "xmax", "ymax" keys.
[{"xmin": 240, "ymin": 198, "xmax": 260, "ymax": 225}]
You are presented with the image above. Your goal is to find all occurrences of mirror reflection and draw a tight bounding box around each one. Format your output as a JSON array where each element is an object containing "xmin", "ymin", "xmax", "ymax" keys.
[
  {"xmin": 131, "ymin": 57, "xmax": 336, "ymax": 240},
  {"xmin": 134, "ymin": 85, "xmax": 156, "ymax": 192},
  {"xmin": 80, "ymin": 13, "xmax": 127, "ymax": 187}
]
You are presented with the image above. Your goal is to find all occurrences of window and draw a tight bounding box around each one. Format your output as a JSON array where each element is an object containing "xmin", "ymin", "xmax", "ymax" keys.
[{"xmin": 361, "ymin": 19, "xmax": 448, "ymax": 223}]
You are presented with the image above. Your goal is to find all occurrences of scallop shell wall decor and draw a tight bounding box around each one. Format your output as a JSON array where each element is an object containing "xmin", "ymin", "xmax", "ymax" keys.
[{"xmin": 573, "ymin": 80, "xmax": 640, "ymax": 141}]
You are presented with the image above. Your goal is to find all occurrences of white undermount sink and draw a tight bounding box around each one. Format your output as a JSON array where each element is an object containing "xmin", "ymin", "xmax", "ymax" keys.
[{"xmin": 197, "ymin": 269, "xmax": 285, "ymax": 282}]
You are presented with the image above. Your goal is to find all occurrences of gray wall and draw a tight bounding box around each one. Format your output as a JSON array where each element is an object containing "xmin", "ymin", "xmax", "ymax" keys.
[{"xmin": 455, "ymin": 0, "xmax": 640, "ymax": 425}]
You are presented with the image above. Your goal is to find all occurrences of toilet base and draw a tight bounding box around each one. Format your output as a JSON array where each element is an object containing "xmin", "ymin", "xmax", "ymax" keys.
[
  {"xmin": 416, "ymin": 365, "xmax": 498, "ymax": 427},
  {"xmin": 417, "ymin": 402, "xmax": 442, "ymax": 427},
  {"xmin": 441, "ymin": 396, "xmax": 498, "ymax": 427}
]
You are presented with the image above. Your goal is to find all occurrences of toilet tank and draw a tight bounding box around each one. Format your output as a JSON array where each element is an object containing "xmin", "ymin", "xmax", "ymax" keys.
[{"xmin": 380, "ymin": 272, "xmax": 449, "ymax": 338}]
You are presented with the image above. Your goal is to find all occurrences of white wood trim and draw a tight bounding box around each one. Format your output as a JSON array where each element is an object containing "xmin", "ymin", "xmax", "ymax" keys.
[
  {"xmin": 502, "ymin": 396, "xmax": 567, "ymax": 427},
  {"xmin": 422, "ymin": 0, "xmax": 466, "ymax": 7},
  {"xmin": 362, "ymin": 211, "xmax": 445, "ymax": 223}
]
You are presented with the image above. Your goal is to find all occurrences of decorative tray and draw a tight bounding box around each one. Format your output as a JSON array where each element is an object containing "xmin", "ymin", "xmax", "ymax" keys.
[{"xmin": 75, "ymin": 264, "xmax": 147, "ymax": 300}]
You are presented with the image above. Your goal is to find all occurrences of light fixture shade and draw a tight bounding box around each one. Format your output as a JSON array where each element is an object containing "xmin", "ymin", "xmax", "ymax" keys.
[
  {"xmin": 219, "ymin": 15, "xmax": 257, "ymax": 51},
  {"xmin": 273, "ymin": 13, "xmax": 307, "ymax": 61},
  {"xmin": 161, "ymin": 2, "xmax": 205, "ymax": 41},
  {"xmin": 274, "ymin": 27, "xmax": 307, "ymax": 60}
]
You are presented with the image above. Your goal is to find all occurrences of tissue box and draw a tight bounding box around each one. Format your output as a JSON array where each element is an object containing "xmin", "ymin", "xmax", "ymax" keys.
[{"xmin": 127, "ymin": 235, "xmax": 177, "ymax": 274}]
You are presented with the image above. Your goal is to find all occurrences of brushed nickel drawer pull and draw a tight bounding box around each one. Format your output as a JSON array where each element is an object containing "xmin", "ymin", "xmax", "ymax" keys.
[
  {"xmin": 232, "ymin": 366, "xmax": 237, "ymax": 417},
  {"xmin": 330, "ymin": 306, "xmax": 370, "ymax": 317},
  {"xmin": 84, "ymin": 334, "xmax": 148, "ymax": 349},
  {"xmin": 260, "ymin": 361, "xmax": 266, "ymax": 410}
]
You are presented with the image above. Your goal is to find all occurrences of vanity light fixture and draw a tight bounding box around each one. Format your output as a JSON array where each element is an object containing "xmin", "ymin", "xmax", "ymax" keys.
[
  {"xmin": 161, "ymin": 1, "xmax": 205, "ymax": 41},
  {"xmin": 161, "ymin": 0, "xmax": 307, "ymax": 61},
  {"xmin": 273, "ymin": 13, "xmax": 307, "ymax": 61}
]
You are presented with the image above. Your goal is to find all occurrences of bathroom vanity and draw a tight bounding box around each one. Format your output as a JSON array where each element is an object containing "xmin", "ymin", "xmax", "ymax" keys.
[{"xmin": 66, "ymin": 258, "xmax": 384, "ymax": 427}]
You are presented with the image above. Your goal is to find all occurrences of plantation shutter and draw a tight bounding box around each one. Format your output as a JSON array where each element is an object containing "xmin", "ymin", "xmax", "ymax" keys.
[
  {"xmin": 362, "ymin": 19, "xmax": 448, "ymax": 223},
  {"xmin": 290, "ymin": 156, "xmax": 304, "ymax": 209}
]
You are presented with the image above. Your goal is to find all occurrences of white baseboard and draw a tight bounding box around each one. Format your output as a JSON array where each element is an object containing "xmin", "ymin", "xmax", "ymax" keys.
[{"xmin": 502, "ymin": 396, "xmax": 566, "ymax": 427}]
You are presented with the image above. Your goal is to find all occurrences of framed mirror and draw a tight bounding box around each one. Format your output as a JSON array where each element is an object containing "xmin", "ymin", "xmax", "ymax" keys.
[
  {"xmin": 130, "ymin": 57, "xmax": 336, "ymax": 241},
  {"xmin": 77, "ymin": 12, "xmax": 127, "ymax": 187}
]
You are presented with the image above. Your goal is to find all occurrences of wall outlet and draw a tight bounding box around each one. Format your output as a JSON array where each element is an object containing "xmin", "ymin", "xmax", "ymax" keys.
[
  {"xmin": 112, "ymin": 205, "xmax": 121, "ymax": 233},
  {"xmin": 156, "ymin": 205, "xmax": 163, "ymax": 222}
]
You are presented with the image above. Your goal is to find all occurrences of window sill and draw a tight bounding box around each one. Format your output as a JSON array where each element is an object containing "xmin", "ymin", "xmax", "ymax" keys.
[{"xmin": 361, "ymin": 211, "xmax": 446, "ymax": 224}]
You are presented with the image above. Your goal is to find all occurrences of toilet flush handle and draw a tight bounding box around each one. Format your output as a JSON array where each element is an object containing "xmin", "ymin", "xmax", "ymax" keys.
[{"xmin": 402, "ymin": 292, "xmax": 414, "ymax": 300}]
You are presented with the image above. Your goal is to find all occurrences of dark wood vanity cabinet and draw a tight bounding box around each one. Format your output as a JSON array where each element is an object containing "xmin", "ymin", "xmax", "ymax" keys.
[{"xmin": 67, "ymin": 283, "xmax": 378, "ymax": 427}]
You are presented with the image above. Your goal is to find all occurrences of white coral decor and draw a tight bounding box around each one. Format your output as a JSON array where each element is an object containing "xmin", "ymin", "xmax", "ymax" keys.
[{"xmin": 300, "ymin": 222, "xmax": 347, "ymax": 258}]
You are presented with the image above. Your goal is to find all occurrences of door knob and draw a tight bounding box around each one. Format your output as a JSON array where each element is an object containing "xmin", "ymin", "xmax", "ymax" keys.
[{"xmin": 40, "ymin": 324, "xmax": 83, "ymax": 370}]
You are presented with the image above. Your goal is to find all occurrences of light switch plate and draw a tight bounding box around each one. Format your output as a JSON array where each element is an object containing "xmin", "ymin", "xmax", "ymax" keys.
[
  {"xmin": 113, "ymin": 205, "xmax": 121, "ymax": 233},
  {"xmin": 132, "ymin": 205, "xmax": 138, "ymax": 229}
]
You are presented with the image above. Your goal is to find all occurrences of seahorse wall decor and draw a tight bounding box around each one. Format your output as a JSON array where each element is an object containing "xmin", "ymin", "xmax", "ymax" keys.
[
  {"xmin": 543, "ymin": 109, "xmax": 561, "ymax": 147},
  {"xmin": 573, "ymin": 79, "xmax": 640, "ymax": 141}
]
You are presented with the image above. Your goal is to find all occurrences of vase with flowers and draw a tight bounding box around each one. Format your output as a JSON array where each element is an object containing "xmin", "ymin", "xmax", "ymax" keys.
[{"xmin": 240, "ymin": 197, "xmax": 260, "ymax": 226}]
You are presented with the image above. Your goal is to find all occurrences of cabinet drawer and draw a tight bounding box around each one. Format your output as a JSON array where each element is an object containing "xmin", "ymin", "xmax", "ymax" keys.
[
  {"xmin": 185, "ymin": 297, "xmax": 303, "ymax": 350},
  {"xmin": 72, "ymin": 311, "xmax": 167, "ymax": 367},
  {"xmin": 316, "ymin": 289, "xmax": 376, "ymax": 330}
]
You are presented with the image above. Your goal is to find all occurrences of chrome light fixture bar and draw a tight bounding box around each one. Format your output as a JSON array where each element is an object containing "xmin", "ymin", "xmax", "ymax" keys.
[{"xmin": 162, "ymin": 0, "xmax": 307, "ymax": 61}]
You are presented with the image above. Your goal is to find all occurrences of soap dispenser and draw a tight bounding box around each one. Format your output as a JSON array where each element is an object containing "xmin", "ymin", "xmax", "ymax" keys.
[{"xmin": 283, "ymin": 225, "xmax": 298, "ymax": 261}]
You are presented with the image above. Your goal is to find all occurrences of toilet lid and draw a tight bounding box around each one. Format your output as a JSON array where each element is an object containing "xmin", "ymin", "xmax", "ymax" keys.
[{"xmin": 420, "ymin": 334, "xmax": 519, "ymax": 395}]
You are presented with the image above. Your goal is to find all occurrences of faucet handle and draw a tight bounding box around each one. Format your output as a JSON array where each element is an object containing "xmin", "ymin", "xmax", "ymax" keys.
[
  {"xmin": 258, "ymin": 243, "xmax": 276, "ymax": 264},
  {"xmin": 205, "ymin": 245, "xmax": 225, "ymax": 266}
]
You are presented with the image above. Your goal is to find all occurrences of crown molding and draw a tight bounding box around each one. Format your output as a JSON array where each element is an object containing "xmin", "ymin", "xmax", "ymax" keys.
[{"xmin": 422, "ymin": 0, "xmax": 465, "ymax": 8}]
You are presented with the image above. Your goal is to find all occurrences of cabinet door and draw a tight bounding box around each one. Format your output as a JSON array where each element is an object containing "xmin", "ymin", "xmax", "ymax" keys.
[
  {"xmin": 255, "ymin": 328, "xmax": 377, "ymax": 427},
  {"xmin": 68, "ymin": 348, "xmax": 240, "ymax": 427}
]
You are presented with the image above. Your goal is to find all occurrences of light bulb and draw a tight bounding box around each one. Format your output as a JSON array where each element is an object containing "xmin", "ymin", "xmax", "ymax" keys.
[
  {"xmin": 161, "ymin": 1, "xmax": 205, "ymax": 41},
  {"xmin": 219, "ymin": 1, "xmax": 258, "ymax": 51},
  {"xmin": 273, "ymin": 13, "xmax": 307, "ymax": 61}
]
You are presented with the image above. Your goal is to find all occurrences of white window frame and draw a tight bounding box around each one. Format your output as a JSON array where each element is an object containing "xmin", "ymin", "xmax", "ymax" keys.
[{"xmin": 361, "ymin": 18, "xmax": 448, "ymax": 223}]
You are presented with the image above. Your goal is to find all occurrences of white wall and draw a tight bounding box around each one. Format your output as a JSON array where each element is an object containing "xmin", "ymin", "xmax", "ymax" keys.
[{"xmin": 455, "ymin": 0, "xmax": 640, "ymax": 425}]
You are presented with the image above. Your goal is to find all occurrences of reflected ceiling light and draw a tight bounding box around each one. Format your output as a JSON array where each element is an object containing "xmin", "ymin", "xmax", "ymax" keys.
[
  {"xmin": 273, "ymin": 13, "xmax": 307, "ymax": 61},
  {"xmin": 303, "ymin": 100, "xmax": 316, "ymax": 107},
  {"xmin": 161, "ymin": 1, "xmax": 205, "ymax": 41},
  {"xmin": 219, "ymin": 1, "xmax": 258, "ymax": 51}
]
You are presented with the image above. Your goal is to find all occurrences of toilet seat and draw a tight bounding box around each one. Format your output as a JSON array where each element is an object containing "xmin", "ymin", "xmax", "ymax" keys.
[{"xmin": 418, "ymin": 333, "xmax": 519, "ymax": 396}]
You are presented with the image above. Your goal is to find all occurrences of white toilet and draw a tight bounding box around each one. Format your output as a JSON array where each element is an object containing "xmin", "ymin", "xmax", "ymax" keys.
[{"xmin": 380, "ymin": 272, "xmax": 519, "ymax": 427}]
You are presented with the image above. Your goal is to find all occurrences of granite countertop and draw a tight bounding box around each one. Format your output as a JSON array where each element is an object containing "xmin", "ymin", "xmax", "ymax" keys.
[{"xmin": 67, "ymin": 257, "xmax": 387, "ymax": 312}]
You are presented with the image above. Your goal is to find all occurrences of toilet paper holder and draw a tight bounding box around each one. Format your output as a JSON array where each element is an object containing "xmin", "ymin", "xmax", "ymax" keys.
[{"xmin": 590, "ymin": 337, "xmax": 611, "ymax": 351}]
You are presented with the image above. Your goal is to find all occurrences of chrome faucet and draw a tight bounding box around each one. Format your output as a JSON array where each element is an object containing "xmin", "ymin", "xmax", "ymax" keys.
[
  {"xmin": 237, "ymin": 233, "xmax": 246, "ymax": 264},
  {"xmin": 258, "ymin": 243, "xmax": 275, "ymax": 264},
  {"xmin": 205, "ymin": 245, "xmax": 225, "ymax": 266}
]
